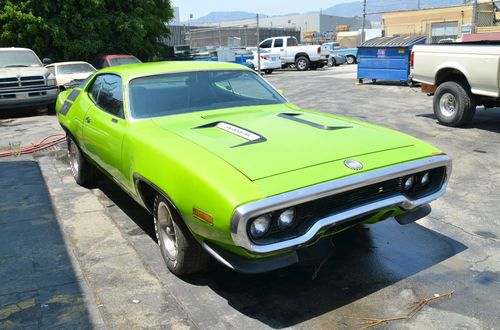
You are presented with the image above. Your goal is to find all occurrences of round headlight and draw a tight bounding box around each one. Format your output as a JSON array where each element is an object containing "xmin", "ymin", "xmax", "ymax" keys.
[
  {"xmin": 404, "ymin": 176, "xmax": 415, "ymax": 190},
  {"xmin": 249, "ymin": 215, "xmax": 271, "ymax": 239},
  {"xmin": 421, "ymin": 172, "xmax": 431, "ymax": 186},
  {"xmin": 277, "ymin": 208, "xmax": 296, "ymax": 230}
]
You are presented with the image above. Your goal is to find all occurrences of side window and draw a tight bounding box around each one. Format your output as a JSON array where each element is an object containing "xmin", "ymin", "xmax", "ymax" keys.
[
  {"xmin": 96, "ymin": 74, "xmax": 124, "ymax": 118},
  {"xmin": 273, "ymin": 38, "xmax": 283, "ymax": 48},
  {"xmin": 89, "ymin": 75, "xmax": 103, "ymax": 103},
  {"xmin": 259, "ymin": 39, "xmax": 272, "ymax": 48},
  {"xmin": 287, "ymin": 37, "xmax": 298, "ymax": 46}
]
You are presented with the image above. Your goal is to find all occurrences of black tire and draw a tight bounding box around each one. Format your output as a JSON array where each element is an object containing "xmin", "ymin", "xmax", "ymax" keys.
[
  {"xmin": 67, "ymin": 136, "xmax": 96, "ymax": 187},
  {"xmin": 327, "ymin": 57, "xmax": 335, "ymax": 67},
  {"xmin": 372, "ymin": 79, "xmax": 377, "ymax": 84},
  {"xmin": 433, "ymin": 80, "xmax": 476, "ymax": 127},
  {"xmin": 346, "ymin": 56, "xmax": 356, "ymax": 65},
  {"xmin": 47, "ymin": 103, "xmax": 57, "ymax": 115},
  {"xmin": 264, "ymin": 69, "xmax": 273, "ymax": 74},
  {"xmin": 154, "ymin": 195, "xmax": 210, "ymax": 276},
  {"xmin": 295, "ymin": 56, "xmax": 310, "ymax": 71}
]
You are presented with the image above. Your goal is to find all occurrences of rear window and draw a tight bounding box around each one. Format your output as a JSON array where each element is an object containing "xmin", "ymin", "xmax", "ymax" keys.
[
  {"xmin": 108, "ymin": 57, "xmax": 141, "ymax": 67},
  {"xmin": 129, "ymin": 70, "xmax": 286, "ymax": 119}
]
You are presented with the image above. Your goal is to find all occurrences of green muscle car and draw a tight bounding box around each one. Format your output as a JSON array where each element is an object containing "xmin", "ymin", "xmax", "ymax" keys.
[{"xmin": 56, "ymin": 61, "xmax": 451, "ymax": 275}]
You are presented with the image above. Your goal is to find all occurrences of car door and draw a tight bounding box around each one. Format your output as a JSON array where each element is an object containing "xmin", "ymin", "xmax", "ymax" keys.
[
  {"xmin": 82, "ymin": 73, "xmax": 128, "ymax": 185},
  {"xmin": 273, "ymin": 38, "xmax": 286, "ymax": 63}
]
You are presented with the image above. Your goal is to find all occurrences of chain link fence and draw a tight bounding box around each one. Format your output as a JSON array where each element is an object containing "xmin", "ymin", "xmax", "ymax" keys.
[{"xmin": 476, "ymin": 0, "xmax": 500, "ymax": 33}]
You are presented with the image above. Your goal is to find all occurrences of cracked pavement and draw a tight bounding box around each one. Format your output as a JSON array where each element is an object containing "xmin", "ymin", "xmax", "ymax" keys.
[{"xmin": 0, "ymin": 65, "xmax": 499, "ymax": 328}]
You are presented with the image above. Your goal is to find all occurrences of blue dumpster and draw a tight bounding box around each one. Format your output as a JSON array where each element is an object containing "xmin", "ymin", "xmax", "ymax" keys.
[{"xmin": 357, "ymin": 36, "xmax": 426, "ymax": 84}]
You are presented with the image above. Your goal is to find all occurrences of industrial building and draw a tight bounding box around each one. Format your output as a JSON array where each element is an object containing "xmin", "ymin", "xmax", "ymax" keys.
[
  {"xmin": 382, "ymin": 1, "xmax": 500, "ymax": 43},
  {"xmin": 217, "ymin": 13, "xmax": 367, "ymax": 40}
]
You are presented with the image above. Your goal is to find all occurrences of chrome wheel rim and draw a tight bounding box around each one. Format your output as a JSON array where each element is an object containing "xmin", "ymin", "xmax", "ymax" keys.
[
  {"xmin": 439, "ymin": 93, "xmax": 457, "ymax": 117},
  {"xmin": 157, "ymin": 201, "xmax": 178, "ymax": 260},
  {"xmin": 347, "ymin": 56, "xmax": 354, "ymax": 64},
  {"xmin": 68, "ymin": 141, "xmax": 80, "ymax": 178},
  {"xmin": 297, "ymin": 59, "xmax": 307, "ymax": 70}
]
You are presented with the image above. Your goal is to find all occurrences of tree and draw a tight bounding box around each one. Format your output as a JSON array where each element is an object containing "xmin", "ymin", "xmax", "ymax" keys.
[{"xmin": 0, "ymin": 0, "xmax": 174, "ymax": 62}]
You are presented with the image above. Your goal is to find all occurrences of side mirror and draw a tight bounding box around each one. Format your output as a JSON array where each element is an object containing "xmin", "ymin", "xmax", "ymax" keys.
[
  {"xmin": 277, "ymin": 89, "xmax": 285, "ymax": 96},
  {"xmin": 42, "ymin": 58, "xmax": 52, "ymax": 65}
]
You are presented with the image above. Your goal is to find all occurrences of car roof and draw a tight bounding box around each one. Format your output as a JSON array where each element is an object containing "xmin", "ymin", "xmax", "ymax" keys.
[
  {"xmin": 0, "ymin": 47, "xmax": 34, "ymax": 52},
  {"xmin": 98, "ymin": 61, "xmax": 252, "ymax": 80},
  {"xmin": 50, "ymin": 61, "xmax": 93, "ymax": 66},
  {"xmin": 101, "ymin": 54, "xmax": 137, "ymax": 59}
]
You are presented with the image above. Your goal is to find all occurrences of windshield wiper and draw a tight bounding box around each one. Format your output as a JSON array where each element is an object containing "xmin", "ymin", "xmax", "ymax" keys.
[{"xmin": 3, "ymin": 65, "xmax": 30, "ymax": 68}]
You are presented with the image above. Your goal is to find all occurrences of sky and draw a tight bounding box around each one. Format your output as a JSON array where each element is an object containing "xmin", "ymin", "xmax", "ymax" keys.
[{"xmin": 171, "ymin": 0, "xmax": 353, "ymax": 21}]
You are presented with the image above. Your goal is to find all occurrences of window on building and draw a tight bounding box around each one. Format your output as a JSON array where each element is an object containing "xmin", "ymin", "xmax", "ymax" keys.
[{"xmin": 430, "ymin": 21, "xmax": 458, "ymax": 44}]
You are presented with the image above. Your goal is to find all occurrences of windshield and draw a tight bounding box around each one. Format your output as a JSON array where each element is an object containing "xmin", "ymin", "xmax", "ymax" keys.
[
  {"xmin": 0, "ymin": 50, "xmax": 42, "ymax": 68},
  {"xmin": 57, "ymin": 63, "xmax": 95, "ymax": 75},
  {"xmin": 108, "ymin": 57, "xmax": 141, "ymax": 67},
  {"xmin": 130, "ymin": 70, "xmax": 286, "ymax": 119}
]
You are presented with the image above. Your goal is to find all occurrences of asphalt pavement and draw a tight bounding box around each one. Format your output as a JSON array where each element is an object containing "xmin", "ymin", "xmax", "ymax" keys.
[{"xmin": 0, "ymin": 65, "xmax": 499, "ymax": 329}]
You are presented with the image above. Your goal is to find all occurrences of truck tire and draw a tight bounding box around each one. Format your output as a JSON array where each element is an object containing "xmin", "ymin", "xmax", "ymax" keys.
[
  {"xmin": 154, "ymin": 195, "xmax": 210, "ymax": 276},
  {"xmin": 295, "ymin": 56, "xmax": 310, "ymax": 71},
  {"xmin": 346, "ymin": 55, "xmax": 356, "ymax": 64},
  {"xmin": 67, "ymin": 136, "xmax": 96, "ymax": 187},
  {"xmin": 433, "ymin": 80, "xmax": 476, "ymax": 127},
  {"xmin": 264, "ymin": 69, "xmax": 273, "ymax": 74}
]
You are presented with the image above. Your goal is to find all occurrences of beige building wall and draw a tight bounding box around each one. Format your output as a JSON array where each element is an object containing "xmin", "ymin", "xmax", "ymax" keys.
[{"xmin": 382, "ymin": 5, "xmax": 473, "ymax": 38}]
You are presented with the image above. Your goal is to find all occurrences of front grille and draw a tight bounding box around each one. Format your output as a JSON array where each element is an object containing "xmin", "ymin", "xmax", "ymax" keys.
[
  {"xmin": 253, "ymin": 166, "xmax": 447, "ymax": 245},
  {"xmin": 0, "ymin": 76, "xmax": 45, "ymax": 89}
]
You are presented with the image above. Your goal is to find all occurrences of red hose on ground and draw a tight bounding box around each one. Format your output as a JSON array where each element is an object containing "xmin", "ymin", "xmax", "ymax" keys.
[{"xmin": 0, "ymin": 133, "xmax": 66, "ymax": 158}]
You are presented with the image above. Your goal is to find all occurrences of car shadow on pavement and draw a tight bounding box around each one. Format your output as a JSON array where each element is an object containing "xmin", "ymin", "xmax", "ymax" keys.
[
  {"xmin": 96, "ymin": 176, "xmax": 467, "ymax": 329},
  {"xmin": 0, "ymin": 160, "xmax": 92, "ymax": 328},
  {"xmin": 0, "ymin": 107, "xmax": 52, "ymax": 120},
  {"xmin": 416, "ymin": 107, "xmax": 500, "ymax": 133}
]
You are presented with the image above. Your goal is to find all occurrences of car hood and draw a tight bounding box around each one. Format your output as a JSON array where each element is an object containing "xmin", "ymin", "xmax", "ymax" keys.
[
  {"xmin": 0, "ymin": 66, "xmax": 49, "ymax": 78},
  {"xmin": 57, "ymin": 73, "xmax": 92, "ymax": 85},
  {"xmin": 152, "ymin": 104, "xmax": 418, "ymax": 181}
]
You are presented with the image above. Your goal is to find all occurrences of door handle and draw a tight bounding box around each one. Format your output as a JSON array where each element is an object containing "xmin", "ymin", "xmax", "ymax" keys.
[
  {"xmin": 280, "ymin": 49, "xmax": 284, "ymax": 51},
  {"xmin": 111, "ymin": 118, "xmax": 118, "ymax": 124},
  {"xmin": 85, "ymin": 117, "xmax": 91, "ymax": 123}
]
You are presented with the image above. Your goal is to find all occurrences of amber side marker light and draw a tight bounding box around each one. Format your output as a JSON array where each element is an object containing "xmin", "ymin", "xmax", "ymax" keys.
[{"xmin": 193, "ymin": 208, "xmax": 213, "ymax": 225}]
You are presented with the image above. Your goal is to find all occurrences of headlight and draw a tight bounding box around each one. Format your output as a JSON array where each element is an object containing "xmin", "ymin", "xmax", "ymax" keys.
[
  {"xmin": 47, "ymin": 79, "xmax": 56, "ymax": 86},
  {"xmin": 421, "ymin": 172, "xmax": 430, "ymax": 186},
  {"xmin": 404, "ymin": 176, "xmax": 415, "ymax": 190},
  {"xmin": 249, "ymin": 215, "xmax": 271, "ymax": 239},
  {"xmin": 277, "ymin": 208, "xmax": 296, "ymax": 230}
]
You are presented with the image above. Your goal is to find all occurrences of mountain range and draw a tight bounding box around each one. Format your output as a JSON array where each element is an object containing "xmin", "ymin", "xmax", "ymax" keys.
[{"xmin": 183, "ymin": 0, "xmax": 468, "ymax": 24}]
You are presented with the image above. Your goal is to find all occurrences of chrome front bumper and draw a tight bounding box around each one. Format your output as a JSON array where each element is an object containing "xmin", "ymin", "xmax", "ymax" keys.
[{"xmin": 230, "ymin": 155, "xmax": 452, "ymax": 254}]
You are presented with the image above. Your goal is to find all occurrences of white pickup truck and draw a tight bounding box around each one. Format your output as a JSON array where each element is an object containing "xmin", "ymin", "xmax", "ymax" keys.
[
  {"xmin": 411, "ymin": 43, "xmax": 500, "ymax": 127},
  {"xmin": 259, "ymin": 36, "xmax": 330, "ymax": 71}
]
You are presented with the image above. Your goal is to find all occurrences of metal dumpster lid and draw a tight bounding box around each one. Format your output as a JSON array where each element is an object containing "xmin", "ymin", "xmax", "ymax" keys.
[{"xmin": 360, "ymin": 36, "xmax": 426, "ymax": 47}]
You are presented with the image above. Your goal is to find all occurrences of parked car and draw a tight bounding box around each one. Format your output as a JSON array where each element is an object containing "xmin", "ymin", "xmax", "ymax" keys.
[
  {"xmin": 411, "ymin": 42, "xmax": 500, "ymax": 127},
  {"xmin": 93, "ymin": 54, "xmax": 141, "ymax": 69},
  {"xmin": 0, "ymin": 47, "xmax": 58, "ymax": 110},
  {"xmin": 56, "ymin": 61, "xmax": 451, "ymax": 276},
  {"xmin": 328, "ymin": 53, "xmax": 347, "ymax": 67},
  {"xmin": 246, "ymin": 48, "xmax": 281, "ymax": 74},
  {"xmin": 324, "ymin": 42, "xmax": 358, "ymax": 64},
  {"xmin": 46, "ymin": 61, "xmax": 96, "ymax": 91},
  {"xmin": 259, "ymin": 36, "xmax": 330, "ymax": 71}
]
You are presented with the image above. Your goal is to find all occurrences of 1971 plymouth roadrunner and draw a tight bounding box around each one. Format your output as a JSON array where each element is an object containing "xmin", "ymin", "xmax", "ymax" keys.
[{"xmin": 56, "ymin": 61, "xmax": 451, "ymax": 275}]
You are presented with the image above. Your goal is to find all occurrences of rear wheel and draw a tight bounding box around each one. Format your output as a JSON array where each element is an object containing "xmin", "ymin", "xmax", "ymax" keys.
[
  {"xmin": 346, "ymin": 55, "xmax": 356, "ymax": 64},
  {"xmin": 67, "ymin": 136, "xmax": 96, "ymax": 187},
  {"xmin": 154, "ymin": 195, "xmax": 210, "ymax": 276},
  {"xmin": 433, "ymin": 80, "xmax": 476, "ymax": 127},
  {"xmin": 264, "ymin": 69, "xmax": 273, "ymax": 74},
  {"xmin": 295, "ymin": 56, "xmax": 310, "ymax": 71}
]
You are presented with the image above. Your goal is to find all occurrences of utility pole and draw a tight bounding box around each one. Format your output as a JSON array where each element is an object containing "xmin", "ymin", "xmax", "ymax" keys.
[
  {"xmin": 472, "ymin": 0, "xmax": 478, "ymax": 33},
  {"xmin": 256, "ymin": 14, "xmax": 261, "ymax": 75},
  {"xmin": 361, "ymin": 0, "xmax": 367, "ymax": 44}
]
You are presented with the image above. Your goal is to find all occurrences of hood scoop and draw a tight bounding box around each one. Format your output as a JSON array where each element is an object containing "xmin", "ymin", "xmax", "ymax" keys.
[
  {"xmin": 193, "ymin": 121, "xmax": 267, "ymax": 148},
  {"xmin": 278, "ymin": 113, "xmax": 352, "ymax": 131}
]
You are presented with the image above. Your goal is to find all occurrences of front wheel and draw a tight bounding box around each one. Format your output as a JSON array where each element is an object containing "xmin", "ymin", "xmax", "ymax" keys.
[
  {"xmin": 433, "ymin": 80, "xmax": 476, "ymax": 127},
  {"xmin": 295, "ymin": 56, "xmax": 310, "ymax": 71},
  {"xmin": 154, "ymin": 196, "xmax": 210, "ymax": 276},
  {"xmin": 67, "ymin": 136, "xmax": 96, "ymax": 187},
  {"xmin": 327, "ymin": 57, "xmax": 335, "ymax": 67},
  {"xmin": 346, "ymin": 56, "xmax": 356, "ymax": 64},
  {"xmin": 264, "ymin": 69, "xmax": 273, "ymax": 74}
]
